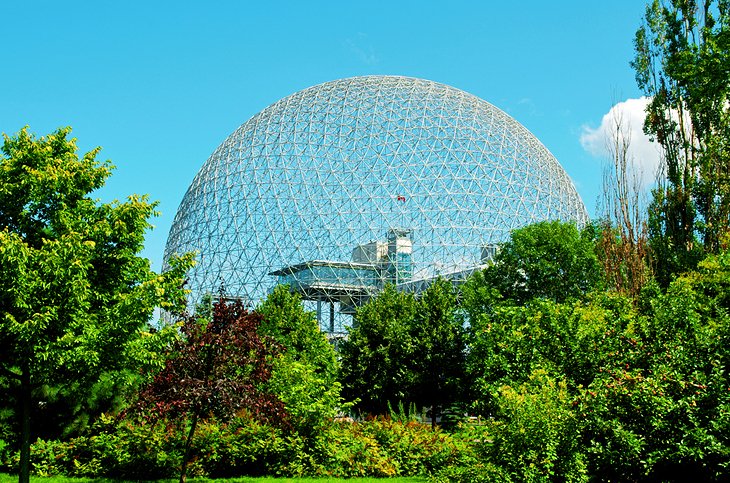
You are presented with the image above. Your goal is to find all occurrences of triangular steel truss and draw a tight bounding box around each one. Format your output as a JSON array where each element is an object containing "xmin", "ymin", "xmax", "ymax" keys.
[{"xmin": 164, "ymin": 76, "xmax": 589, "ymax": 317}]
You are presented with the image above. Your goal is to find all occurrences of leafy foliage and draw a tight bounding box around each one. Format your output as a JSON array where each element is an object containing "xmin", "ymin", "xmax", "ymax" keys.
[
  {"xmin": 1, "ymin": 415, "xmax": 466, "ymax": 479},
  {"xmin": 137, "ymin": 299, "xmax": 287, "ymax": 423},
  {"xmin": 578, "ymin": 246, "xmax": 730, "ymax": 480},
  {"xmin": 465, "ymin": 293, "xmax": 638, "ymax": 416},
  {"xmin": 257, "ymin": 286, "xmax": 345, "ymax": 432},
  {"xmin": 0, "ymin": 127, "xmax": 192, "ymax": 483},
  {"xmin": 480, "ymin": 220, "xmax": 602, "ymax": 304},
  {"xmin": 409, "ymin": 278, "xmax": 466, "ymax": 426},
  {"xmin": 461, "ymin": 241, "xmax": 730, "ymax": 481},
  {"xmin": 487, "ymin": 370, "xmax": 587, "ymax": 482},
  {"xmin": 258, "ymin": 285, "xmax": 336, "ymax": 369},
  {"xmin": 133, "ymin": 298, "xmax": 288, "ymax": 481}
]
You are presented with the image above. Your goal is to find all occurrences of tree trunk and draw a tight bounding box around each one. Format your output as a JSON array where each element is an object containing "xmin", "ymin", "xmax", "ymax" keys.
[
  {"xmin": 19, "ymin": 368, "xmax": 31, "ymax": 483},
  {"xmin": 179, "ymin": 412, "xmax": 199, "ymax": 483}
]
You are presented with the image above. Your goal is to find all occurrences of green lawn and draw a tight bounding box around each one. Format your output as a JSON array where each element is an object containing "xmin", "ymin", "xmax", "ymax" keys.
[{"xmin": 0, "ymin": 475, "xmax": 427, "ymax": 483}]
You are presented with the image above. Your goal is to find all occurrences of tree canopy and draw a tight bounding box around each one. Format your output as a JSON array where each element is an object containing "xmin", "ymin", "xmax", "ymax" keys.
[
  {"xmin": 339, "ymin": 285, "xmax": 418, "ymax": 415},
  {"xmin": 0, "ymin": 127, "xmax": 192, "ymax": 483},
  {"xmin": 480, "ymin": 220, "xmax": 602, "ymax": 304},
  {"xmin": 340, "ymin": 280, "xmax": 466, "ymax": 421},
  {"xmin": 633, "ymin": 0, "xmax": 730, "ymax": 281}
]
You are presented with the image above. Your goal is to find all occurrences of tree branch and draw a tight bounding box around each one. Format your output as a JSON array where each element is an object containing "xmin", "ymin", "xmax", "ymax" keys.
[{"xmin": 0, "ymin": 364, "xmax": 22, "ymax": 381}]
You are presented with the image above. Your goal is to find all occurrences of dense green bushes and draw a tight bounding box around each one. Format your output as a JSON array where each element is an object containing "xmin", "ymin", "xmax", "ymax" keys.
[
  {"xmin": 450, "ymin": 244, "xmax": 730, "ymax": 481},
  {"xmin": 0, "ymin": 416, "xmax": 472, "ymax": 479}
]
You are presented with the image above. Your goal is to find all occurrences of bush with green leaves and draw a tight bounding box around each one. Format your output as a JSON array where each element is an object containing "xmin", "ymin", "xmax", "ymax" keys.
[
  {"xmin": 0, "ymin": 414, "xmax": 472, "ymax": 479},
  {"xmin": 485, "ymin": 370, "xmax": 587, "ymax": 482},
  {"xmin": 303, "ymin": 418, "xmax": 469, "ymax": 478},
  {"xmin": 2, "ymin": 415, "xmax": 180, "ymax": 479},
  {"xmin": 578, "ymin": 247, "xmax": 730, "ymax": 481},
  {"xmin": 257, "ymin": 286, "xmax": 346, "ymax": 433},
  {"xmin": 432, "ymin": 370, "xmax": 588, "ymax": 483}
]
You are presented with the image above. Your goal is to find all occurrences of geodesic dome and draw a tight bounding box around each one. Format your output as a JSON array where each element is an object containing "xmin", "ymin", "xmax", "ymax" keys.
[{"xmin": 164, "ymin": 75, "xmax": 588, "ymax": 319}]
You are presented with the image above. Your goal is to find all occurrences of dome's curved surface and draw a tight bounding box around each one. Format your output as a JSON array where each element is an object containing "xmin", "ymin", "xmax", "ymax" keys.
[{"xmin": 164, "ymin": 75, "xmax": 588, "ymax": 308}]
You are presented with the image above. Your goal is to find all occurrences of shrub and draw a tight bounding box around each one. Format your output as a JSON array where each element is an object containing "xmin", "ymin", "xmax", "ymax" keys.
[
  {"xmin": 305, "ymin": 420, "xmax": 394, "ymax": 477},
  {"xmin": 3, "ymin": 416, "xmax": 183, "ymax": 479},
  {"xmin": 1, "ymin": 414, "xmax": 469, "ymax": 479},
  {"xmin": 485, "ymin": 370, "xmax": 587, "ymax": 482},
  {"xmin": 191, "ymin": 417, "xmax": 299, "ymax": 478}
]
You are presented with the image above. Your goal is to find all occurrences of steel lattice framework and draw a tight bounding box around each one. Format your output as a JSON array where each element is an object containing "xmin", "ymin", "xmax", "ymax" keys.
[{"xmin": 164, "ymin": 75, "xmax": 588, "ymax": 320}]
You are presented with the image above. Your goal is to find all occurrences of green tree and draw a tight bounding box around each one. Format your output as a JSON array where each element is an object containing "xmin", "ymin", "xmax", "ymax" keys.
[
  {"xmin": 0, "ymin": 127, "xmax": 192, "ymax": 483},
  {"xmin": 481, "ymin": 220, "xmax": 602, "ymax": 305},
  {"xmin": 633, "ymin": 0, "xmax": 730, "ymax": 281},
  {"xmin": 339, "ymin": 285, "xmax": 419, "ymax": 415},
  {"xmin": 339, "ymin": 280, "xmax": 466, "ymax": 422},
  {"xmin": 257, "ymin": 286, "xmax": 344, "ymax": 432},
  {"xmin": 410, "ymin": 278, "xmax": 466, "ymax": 427},
  {"xmin": 258, "ymin": 285, "xmax": 338, "ymax": 379}
]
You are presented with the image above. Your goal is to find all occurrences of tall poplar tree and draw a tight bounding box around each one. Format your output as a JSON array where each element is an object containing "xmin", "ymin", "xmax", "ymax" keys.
[{"xmin": 633, "ymin": 0, "xmax": 730, "ymax": 282}]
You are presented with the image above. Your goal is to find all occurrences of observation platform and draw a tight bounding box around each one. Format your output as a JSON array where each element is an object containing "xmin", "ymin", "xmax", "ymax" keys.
[
  {"xmin": 268, "ymin": 230, "xmax": 498, "ymax": 335},
  {"xmin": 268, "ymin": 260, "xmax": 383, "ymax": 334},
  {"xmin": 268, "ymin": 260, "xmax": 381, "ymax": 300}
]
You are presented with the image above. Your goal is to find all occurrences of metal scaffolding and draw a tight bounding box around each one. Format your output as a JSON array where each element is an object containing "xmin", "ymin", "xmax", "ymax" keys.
[{"xmin": 163, "ymin": 75, "xmax": 588, "ymax": 333}]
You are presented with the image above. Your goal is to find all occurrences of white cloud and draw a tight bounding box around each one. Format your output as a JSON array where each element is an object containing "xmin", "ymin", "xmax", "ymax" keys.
[{"xmin": 580, "ymin": 97, "xmax": 663, "ymax": 186}]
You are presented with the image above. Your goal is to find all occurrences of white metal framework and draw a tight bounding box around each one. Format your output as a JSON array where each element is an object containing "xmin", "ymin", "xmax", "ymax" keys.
[{"xmin": 164, "ymin": 76, "xmax": 588, "ymax": 328}]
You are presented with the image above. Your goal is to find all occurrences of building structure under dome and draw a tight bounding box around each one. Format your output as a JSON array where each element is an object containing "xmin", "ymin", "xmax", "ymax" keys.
[{"xmin": 163, "ymin": 75, "xmax": 589, "ymax": 334}]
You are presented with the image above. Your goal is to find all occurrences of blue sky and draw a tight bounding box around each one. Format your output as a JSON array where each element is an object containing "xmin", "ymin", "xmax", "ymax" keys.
[{"xmin": 1, "ymin": 1, "xmax": 653, "ymax": 270}]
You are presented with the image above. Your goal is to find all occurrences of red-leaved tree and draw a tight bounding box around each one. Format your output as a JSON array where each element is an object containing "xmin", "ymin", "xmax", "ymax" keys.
[{"xmin": 134, "ymin": 298, "xmax": 288, "ymax": 483}]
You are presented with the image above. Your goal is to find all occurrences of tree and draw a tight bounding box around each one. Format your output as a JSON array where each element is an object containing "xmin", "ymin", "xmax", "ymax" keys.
[
  {"xmin": 409, "ymin": 278, "xmax": 466, "ymax": 427},
  {"xmin": 134, "ymin": 298, "xmax": 288, "ymax": 483},
  {"xmin": 0, "ymin": 127, "xmax": 192, "ymax": 483},
  {"xmin": 596, "ymin": 104, "xmax": 651, "ymax": 299},
  {"xmin": 339, "ymin": 280, "xmax": 466, "ymax": 423},
  {"xmin": 481, "ymin": 220, "xmax": 602, "ymax": 305},
  {"xmin": 632, "ymin": 0, "xmax": 730, "ymax": 280},
  {"xmin": 258, "ymin": 285, "xmax": 338, "ymax": 379},
  {"xmin": 339, "ymin": 285, "xmax": 419, "ymax": 415},
  {"xmin": 257, "ymin": 285, "xmax": 344, "ymax": 432}
]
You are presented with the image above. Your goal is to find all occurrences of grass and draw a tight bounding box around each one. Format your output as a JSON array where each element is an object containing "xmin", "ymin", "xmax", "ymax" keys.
[{"xmin": 0, "ymin": 475, "xmax": 428, "ymax": 483}]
